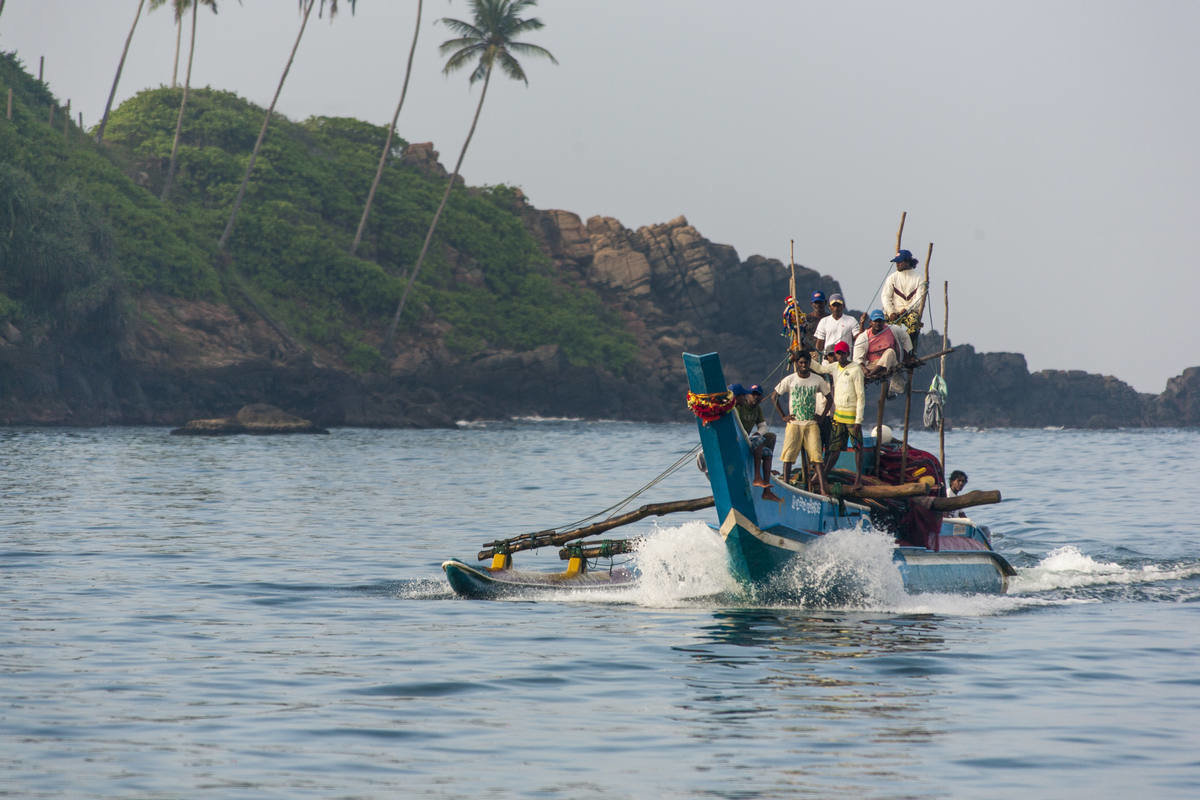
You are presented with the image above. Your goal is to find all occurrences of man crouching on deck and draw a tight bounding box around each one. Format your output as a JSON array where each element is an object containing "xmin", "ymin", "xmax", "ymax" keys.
[{"xmin": 731, "ymin": 383, "xmax": 781, "ymax": 502}]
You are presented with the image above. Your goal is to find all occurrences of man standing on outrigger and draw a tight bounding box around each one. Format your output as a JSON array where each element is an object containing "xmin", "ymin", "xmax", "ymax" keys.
[
  {"xmin": 881, "ymin": 249, "xmax": 926, "ymax": 337},
  {"xmin": 809, "ymin": 340, "xmax": 865, "ymax": 488}
]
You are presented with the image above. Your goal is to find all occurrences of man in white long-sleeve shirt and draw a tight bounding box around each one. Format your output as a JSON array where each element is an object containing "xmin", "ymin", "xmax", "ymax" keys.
[{"xmin": 881, "ymin": 249, "xmax": 926, "ymax": 336}]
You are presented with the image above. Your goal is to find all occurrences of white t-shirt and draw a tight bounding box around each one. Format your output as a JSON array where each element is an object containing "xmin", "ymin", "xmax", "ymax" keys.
[
  {"xmin": 773, "ymin": 372, "xmax": 830, "ymax": 422},
  {"xmin": 814, "ymin": 314, "xmax": 860, "ymax": 352}
]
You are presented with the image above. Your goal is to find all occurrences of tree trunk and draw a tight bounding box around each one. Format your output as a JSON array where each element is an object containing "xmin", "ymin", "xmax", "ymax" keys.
[
  {"xmin": 172, "ymin": 9, "xmax": 182, "ymax": 88},
  {"xmin": 351, "ymin": 0, "xmax": 422, "ymax": 256},
  {"xmin": 161, "ymin": 0, "xmax": 197, "ymax": 201},
  {"xmin": 382, "ymin": 63, "xmax": 494, "ymax": 356},
  {"xmin": 218, "ymin": 0, "xmax": 316, "ymax": 252},
  {"xmin": 96, "ymin": 0, "xmax": 147, "ymax": 144}
]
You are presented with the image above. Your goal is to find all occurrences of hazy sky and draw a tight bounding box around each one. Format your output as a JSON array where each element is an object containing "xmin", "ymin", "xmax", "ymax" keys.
[{"xmin": 4, "ymin": 1, "xmax": 1197, "ymax": 393}]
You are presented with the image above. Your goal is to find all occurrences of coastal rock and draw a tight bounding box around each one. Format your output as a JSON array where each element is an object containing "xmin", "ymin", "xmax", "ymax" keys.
[
  {"xmin": 400, "ymin": 142, "xmax": 448, "ymax": 178},
  {"xmin": 171, "ymin": 403, "xmax": 329, "ymax": 435}
]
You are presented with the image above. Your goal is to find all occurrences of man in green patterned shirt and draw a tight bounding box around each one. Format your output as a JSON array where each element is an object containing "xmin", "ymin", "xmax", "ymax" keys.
[{"xmin": 772, "ymin": 350, "xmax": 832, "ymax": 494}]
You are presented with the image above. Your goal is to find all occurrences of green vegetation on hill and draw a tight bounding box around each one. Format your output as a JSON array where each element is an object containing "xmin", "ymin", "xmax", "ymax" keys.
[{"xmin": 0, "ymin": 52, "xmax": 635, "ymax": 373}]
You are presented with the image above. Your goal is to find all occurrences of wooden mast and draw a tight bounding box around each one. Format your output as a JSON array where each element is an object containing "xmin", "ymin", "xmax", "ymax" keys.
[
  {"xmin": 895, "ymin": 211, "xmax": 907, "ymax": 253},
  {"xmin": 789, "ymin": 239, "xmax": 799, "ymax": 350},
  {"xmin": 940, "ymin": 280, "xmax": 949, "ymax": 471}
]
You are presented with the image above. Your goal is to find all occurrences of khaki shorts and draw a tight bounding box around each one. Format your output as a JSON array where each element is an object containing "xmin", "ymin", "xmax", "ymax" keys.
[{"xmin": 781, "ymin": 420, "xmax": 823, "ymax": 464}]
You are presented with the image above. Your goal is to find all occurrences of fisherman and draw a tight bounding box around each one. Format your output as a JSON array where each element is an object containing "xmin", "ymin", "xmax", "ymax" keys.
[
  {"xmin": 949, "ymin": 470, "xmax": 968, "ymax": 497},
  {"xmin": 807, "ymin": 290, "xmax": 829, "ymax": 349},
  {"xmin": 771, "ymin": 350, "xmax": 832, "ymax": 494},
  {"xmin": 731, "ymin": 383, "xmax": 781, "ymax": 502},
  {"xmin": 881, "ymin": 249, "xmax": 927, "ymax": 337},
  {"xmin": 809, "ymin": 340, "xmax": 865, "ymax": 486},
  {"xmin": 813, "ymin": 292, "xmax": 860, "ymax": 356},
  {"xmin": 854, "ymin": 309, "xmax": 914, "ymax": 395}
]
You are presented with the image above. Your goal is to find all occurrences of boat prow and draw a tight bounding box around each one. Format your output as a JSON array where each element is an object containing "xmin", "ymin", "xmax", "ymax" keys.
[{"xmin": 442, "ymin": 559, "xmax": 639, "ymax": 600}]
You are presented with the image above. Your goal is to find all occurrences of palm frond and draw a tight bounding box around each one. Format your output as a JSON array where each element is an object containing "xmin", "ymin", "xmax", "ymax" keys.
[
  {"xmin": 506, "ymin": 41, "xmax": 557, "ymax": 64},
  {"xmin": 442, "ymin": 44, "xmax": 486, "ymax": 75},
  {"xmin": 438, "ymin": 37, "xmax": 482, "ymax": 57},
  {"xmin": 496, "ymin": 50, "xmax": 527, "ymax": 84},
  {"xmin": 439, "ymin": 16, "xmax": 483, "ymax": 39}
]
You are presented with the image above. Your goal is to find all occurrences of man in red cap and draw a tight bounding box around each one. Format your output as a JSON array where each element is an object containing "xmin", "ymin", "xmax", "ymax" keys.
[{"xmin": 810, "ymin": 340, "xmax": 865, "ymax": 486}]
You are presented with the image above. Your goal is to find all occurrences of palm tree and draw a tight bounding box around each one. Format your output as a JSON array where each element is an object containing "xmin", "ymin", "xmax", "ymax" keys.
[
  {"xmin": 162, "ymin": 1, "xmax": 220, "ymax": 201},
  {"xmin": 217, "ymin": 0, "xmax": 356, "ymax": 252},
  {"xmin": 350, "ymin": 0, "xmax": 422, "ymax": 257},
  {"xmin": 96, "ymin": 0, "xmax": 150, "ymax": 144},
  {"xmin": 381, "ymin": 0, "xmax": 556, "ymax": 355}
]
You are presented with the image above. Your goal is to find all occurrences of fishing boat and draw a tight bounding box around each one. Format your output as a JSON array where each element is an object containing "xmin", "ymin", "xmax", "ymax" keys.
[{"xmin": 683, "ymin": 349, "xmax": 1015, "ymax": 595}]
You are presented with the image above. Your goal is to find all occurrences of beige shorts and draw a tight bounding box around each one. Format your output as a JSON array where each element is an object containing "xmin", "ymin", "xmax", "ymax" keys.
[{"xmin": 781, "ymin": 419, "xmax": 822, "ymax": 464}]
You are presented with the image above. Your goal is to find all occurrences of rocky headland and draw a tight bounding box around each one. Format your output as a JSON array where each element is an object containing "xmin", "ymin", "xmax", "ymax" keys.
[{"xmin": 1, "ymin": 195, "xmax": 1196, "ymax": 430}]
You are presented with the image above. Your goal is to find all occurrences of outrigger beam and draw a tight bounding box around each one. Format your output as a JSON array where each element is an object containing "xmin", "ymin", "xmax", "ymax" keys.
[{"xmin": 478, "ymin": 496, "xmax": 715, "ymax": 561}]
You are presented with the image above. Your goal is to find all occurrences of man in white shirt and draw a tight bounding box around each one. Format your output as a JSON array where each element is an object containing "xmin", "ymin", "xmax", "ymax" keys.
[
  {"xmin": 814, "ymin": 293, "xmax": 859, "ymax": 355},
  {"xmin": 771, "ymin": 350, "xmax": 832, "ymax": 493},
  {"xmin": 881, "ymin": 249, "xmax": 926, "ymax": 336}
]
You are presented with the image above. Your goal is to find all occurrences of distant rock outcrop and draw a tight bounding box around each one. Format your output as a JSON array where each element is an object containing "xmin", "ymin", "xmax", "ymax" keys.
[{"xmin": 171, "ymin": 403, "xmax": 329, "ymax": 435}]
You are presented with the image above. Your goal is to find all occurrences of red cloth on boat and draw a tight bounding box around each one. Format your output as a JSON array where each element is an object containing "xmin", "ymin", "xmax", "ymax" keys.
[{"xmin": 875, "ymin": 444, "xmax": 946, "ymax": 549}]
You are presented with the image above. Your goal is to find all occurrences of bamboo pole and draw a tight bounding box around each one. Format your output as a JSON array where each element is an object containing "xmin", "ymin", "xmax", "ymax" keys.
[
  {"xmin": 940, "ymin": 281, "xmax": 948, "ymax": 470},
  {"xmin": 872, "ymin": 380, "xmax": 887, "ymax": 476},
  {"xmin": 478, "ymin": 496, "xmax": 716, "ymax": 560},
  {"xmin": 6, "ymin": 89, "xmax": 12, "ymax": 120},
  {"xmin": 789, "ymin": 239, "xmax": 799, "ymax": 350},
  {"xmin": 63, "ymin": 99, "xmax": 70, "ymax": 136},
  {"xmin": 900, "ymin": 368, "xmax": 913, "ymax": 477},
  {"xmin": 39, "ymin": 56, "xmax": 44, "ymax": 81},
  {"xmin": 895, "ymin": 211, "xmax": 907, "ymax": 253}
]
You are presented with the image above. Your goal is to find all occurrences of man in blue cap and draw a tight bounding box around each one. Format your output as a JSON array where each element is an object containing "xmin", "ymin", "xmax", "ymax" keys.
[
  {"xmin": 807, "ymin": 290, "xmax": 829, "ymax": 350},
  {"xmin": 730, "ymin": 383, "xmax": 780, "ymax": 502},
  {"xmin": 853, "ymin": 309, "xmax": 913, "ymax": 395},
  {"xmin": 882, "ymin": 249, "xmax": 926, "ymax": 337}
]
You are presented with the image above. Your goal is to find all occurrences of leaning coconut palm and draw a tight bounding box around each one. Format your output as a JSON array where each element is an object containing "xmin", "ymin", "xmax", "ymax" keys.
[
  {"xmin": 381, "ymin": 0, "xmax": 556, "ymax": 355},
  {"xmin": 96, "ymin": 0, "xmax": 151, "ymax": 144},
  {"xmin": 218, "ymin": 0, "xmax": 356, "ymax": 252},
  {"xmin": 350, "ymin": 0, "xmax": 422, "ymax": 256},
  {"xmin": 162, "ymin": 0, "xmax": 221, "ymax": 201}
]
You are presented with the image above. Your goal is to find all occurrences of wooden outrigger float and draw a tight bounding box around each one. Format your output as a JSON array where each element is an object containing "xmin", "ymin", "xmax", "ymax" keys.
[{"xmin": 441, "ymin": 497, "xmax": 713, "ymax": 599}]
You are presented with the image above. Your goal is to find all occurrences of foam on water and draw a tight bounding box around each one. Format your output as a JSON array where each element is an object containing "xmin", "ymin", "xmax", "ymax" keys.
[{"xmin": 1010, "ymin": 545, "xmax": 1200, "ymax": 593}]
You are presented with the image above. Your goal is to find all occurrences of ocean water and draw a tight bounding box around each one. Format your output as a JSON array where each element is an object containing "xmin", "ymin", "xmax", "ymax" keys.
[{"xmin": 2, "ymin": 423, "xmax": 1198, "ymax": 799}]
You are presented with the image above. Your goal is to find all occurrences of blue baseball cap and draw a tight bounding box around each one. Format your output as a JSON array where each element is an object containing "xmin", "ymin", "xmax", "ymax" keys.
[
  {"xmin": 891, "ymin": 249, "xmax": 917, "ymax": 264},
  {"xmin": 811, "ymin": 290, "xmax": 826, "ymax": 302},
  {"xmin": 869, "ymin": 309, "xmax": 886, "ymax": 321},
  {"xmin": 749, "ymin": 384, "xmax": 764, "ymax": 396},
  {"xmin": 729, "ymin": 383, "xmax": 749, "ymax": 396}
]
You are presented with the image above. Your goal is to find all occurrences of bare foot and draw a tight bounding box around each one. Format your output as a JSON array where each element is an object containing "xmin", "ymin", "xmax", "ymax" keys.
[
  {"xmin": 752, "ymin": 478, "xmax": 769, "ymax": 488},
  {"xmin": 762, "ymin": 487, "xmax": 782, "ymax": 503}
]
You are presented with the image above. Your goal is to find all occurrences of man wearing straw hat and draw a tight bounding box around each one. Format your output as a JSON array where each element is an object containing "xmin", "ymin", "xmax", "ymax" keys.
[{"xmin": 882, "ymin": 249, "xmax": 926, "ymax": 336}]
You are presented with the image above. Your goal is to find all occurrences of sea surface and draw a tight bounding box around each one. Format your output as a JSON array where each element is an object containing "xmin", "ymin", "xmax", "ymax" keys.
[{"xmin": 2, "ymin": 423, "xmax": 1199, "ymax": 799}]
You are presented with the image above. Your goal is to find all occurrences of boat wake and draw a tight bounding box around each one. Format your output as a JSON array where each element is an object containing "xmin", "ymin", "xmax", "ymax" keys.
[{"xmin": 1009, "ymin": 545, "xmax": 1200, "ymax": 597}]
